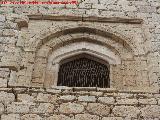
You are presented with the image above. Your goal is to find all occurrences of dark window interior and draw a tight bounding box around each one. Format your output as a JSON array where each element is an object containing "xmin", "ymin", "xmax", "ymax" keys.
[{"xmin": 58, "ymin": 56, "xmax": 110, "ymax": 88}]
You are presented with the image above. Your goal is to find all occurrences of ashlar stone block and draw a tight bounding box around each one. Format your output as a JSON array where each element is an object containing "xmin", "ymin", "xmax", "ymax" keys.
[
  {"xmin": 59, "ymin": 102, "xmax": 84, "ymax": 114},
  {"xmin": 7, "ymin": 102, "xmax": 30, "ymax": 114},
  {"xmin": 113, "ymin": 106, "xmax": 140, "ymax": 117},
  {"xmin": 31, "ymin": 103, "xmax": 54, "ymax": 114},
  {"xmin": 78, "ymin": 95, "xmax": 96, "ymax": 102},
  {"xmin": 47, "ymin": 114, "xmax": 73, "ymax": 120},
  {"xmin": 1, "ymin": 114, "xmax": 20, "ymax": 120},
  {"xmin": 0, "ymin": 103, "xmax": 4, "ymax": 114},
  {"xmin": 21, "ymin": 114, "xmax": 43, "ymax": 120},
  {"xmin": 87, "ymin": 103, "xmax": 110, "ymax": 116},
  {"xmin": 0, "ymin": 92, "xmax": 15, "ymax": 105},
  {"xmin": 75, "ymin": 114, "xmax": 100, "ymax": 120},
  {"xmin": 36, "ymin": 93, "xmax": 57, "ymax": 103},
  {"xmin": 141, "ymin": 105, "xmax": 160, "ymax": 118},
  {"xmin": 98, "ymin": 97, "xmax": 115, "ymax": 104}
]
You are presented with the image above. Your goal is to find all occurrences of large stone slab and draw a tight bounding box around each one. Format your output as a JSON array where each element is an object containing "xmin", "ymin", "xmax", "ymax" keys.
[{"xmin": 87, "ymin": 103, "xmax": 110, "ymax": 116}]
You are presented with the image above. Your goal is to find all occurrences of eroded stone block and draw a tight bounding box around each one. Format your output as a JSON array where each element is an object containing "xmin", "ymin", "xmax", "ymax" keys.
[
  {"xmin": 0, "ymin": 92, "xmax": 15, "ymax": 105},
  {"xmin": 113, "ymin": 106, "xmax": 140, "ymax": 117},
  {"xmin": 1, "ymin": 114, "xmax": 20, "ymax": 120},
  {"xmin": 59, "ymin": 103, "xmax": 84, "ymax": 114},
  {"xmin": 78, "ymin": 95, "xmax": 96, "ymax": 102},
  {"xmin": 0, "ymin": 103, "xmax": 4, "ymax": 114},
  {"xmin": 31, "ymin": 103, "xmax": 54, "ymax": 114},
  {"xmin": 98, "ymin": 97, "xmax": 115, "ymax": 104},
  {"xmin": 7, "ymin": 102, "xmax": 30, "ymax": 113},
  {"xmin": 17, "ymin": 94, "xmax": 34, "ymax": 103},
  {"xmin": 36, "ymin": 93, "xmax": 57, "ymax": 103},
  {"xmin": 87, "ymin": 103, "xmax": 110, "ymax": 116},
  {"xmin": 141, "ymin": 105, "xmax": 160, "ymax": 118},
  {"xmin": 0, "ymin": 78, "xmax": 7, "ymax": 87},
  {"xmin": 21, "ymin": 114, "xmax": 43, "ymax": 120},
  {"xmin": 75, "ymin": 114, "xmax": 99, "ymax": 120},
  {"xmin": 102, "ymin": 117, "xmax": 123, "ymax": 120},
  {"xmin": 59, "ymin": 95, "xmax": 76, "ymax": 102},
  {"xmin": 47, "ymin": 114, "xmax": 72, "ymax": 120}
]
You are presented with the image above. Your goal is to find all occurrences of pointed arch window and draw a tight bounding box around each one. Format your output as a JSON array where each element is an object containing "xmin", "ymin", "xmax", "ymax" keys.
[{"xmin": 57, "ymin": 54, "xmax": 110, "ymax": 88}]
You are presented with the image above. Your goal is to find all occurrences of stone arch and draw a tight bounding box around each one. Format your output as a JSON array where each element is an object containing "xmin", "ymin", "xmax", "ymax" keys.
[
  {"xmin": 28, "ymin": 23, "xmax": 138, "ymax": 54},
  {"xmin": 30, "ymin": 23, "xmax": 136, "ymax": 87},
  {"xmin": 42, "ymin": 41, "xmax": 122, "ymax": 87},
  {"xmin": 57, "ymin": 53, "xmax": 110, "ymax": 88}
]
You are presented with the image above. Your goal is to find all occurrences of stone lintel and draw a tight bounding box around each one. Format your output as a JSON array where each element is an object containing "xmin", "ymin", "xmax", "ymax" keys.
[{"xmin": 28, "ymin": 15, "xmax": 143, "ymax": 24}]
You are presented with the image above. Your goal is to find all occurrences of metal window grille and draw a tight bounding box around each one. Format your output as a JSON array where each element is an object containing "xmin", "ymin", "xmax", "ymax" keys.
[{"xmin": 58, "ymin": 57, "xmax": 110, "ymax": 88}]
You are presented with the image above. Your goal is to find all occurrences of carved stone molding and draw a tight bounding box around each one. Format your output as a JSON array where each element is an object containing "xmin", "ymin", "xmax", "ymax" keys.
[{"xmin": 28, "ymin": 15, "xmax": 143, "ymax": 24}]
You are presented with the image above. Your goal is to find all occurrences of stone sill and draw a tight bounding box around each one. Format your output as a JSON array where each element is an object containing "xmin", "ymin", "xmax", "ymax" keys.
[
  {"xmin": 0, "ymin": 86, "xmax": 159, "ymax": 94},
  {"xmin": 51, "ymin": 86, "xmax": 159, "ymax": 94}
]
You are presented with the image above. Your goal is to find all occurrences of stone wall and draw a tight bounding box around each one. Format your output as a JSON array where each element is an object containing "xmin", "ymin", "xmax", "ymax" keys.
[
  {"xmin": 0, "ymin": 0, "xmax": 160, "ymax": 91},
  {"xmin": 0, "ymin": 87, "xmax": 159, "ymax": 120},
  {"xmin": 0, "ymin": 0, "xmax": 160, "ymax": 119}
]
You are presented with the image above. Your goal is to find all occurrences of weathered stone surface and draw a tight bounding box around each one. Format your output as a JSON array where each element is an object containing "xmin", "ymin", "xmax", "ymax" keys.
[
  {"xmin": 7, "ymin": 102, "xmax": 30, "ymax": 113},
  {"xmin": 0, "ymin": 92, "xmax": 15, "ymax": 105},
  {"xmin": 138, "ymin": 98, "xmax": 157, "ymax": 105},
  {"xmin": 0, "ymin": 70, "xmax": 10, "ymax": 78},
  {"xmin": 113, "ymin": 106, "xmax": 140, "ymax": 117},
  {"xmin": 0, "ymin": 103, "xmax": 4, "ymax": 114},
  {"xmin": 31, "ymin": 103, "xmax": 54, "ymax": 114},
  {"xmin": 0, "ymin": 15, "xmax": 5, "ymax": 22},
  {"xmin": 1, "ymin": 114, "xmax": 20, "ymax": 120},
  {"xmin": 0, "ymin": 78, "xmax": 7, "ymax": 87},
  {"xmin": 116, "ymin": 98, "xmax": 138, "ymax": 105},
  {"xmin": 0, "ymin": 0, "xmax": 160, "ymax": 119},
  {"xmin": 102, "ymin": 117, "xmax": 123, "ymax": 120},
  {"xmin": 90, "ymin": 91, "xmax": 103, "ymax": 96},
  {"xmin": 75, "ymin": 114, "xmax": 99, "ymax": 120},
  {"xmin": 17, "ymin": 94, "xmax": 34, "ymax": 103},
  {"xmin": 87, "ymin": 103, "xmax": 110, "ymax": 116},
  {"xmin": 141, "ymin": 105, "xmax": 160, "ymax": 118},
  {"xmin": 59, "ymin": 103, "xmax": 84, "ymax": 114},
  {"xmin": 59, "ymin": 95, "xmax": 76, "ymax": 102},
  {"xmin": 47, "ymin": 114, "xmax": 72, "ymax": 120},
  {"xmin": 36, "ymin": 93, "xmax": 57, "ymax": 103},
  {"xmin": 78, "ymin": 96, "xmax": 96, "ymax": 102},
  {"xmin": 21, "ymin": 114, "xmax": 43, "ymax": 120},
  {"xmin": 98, "ymin": 97, "xmax": 115, "ymax": 104}
]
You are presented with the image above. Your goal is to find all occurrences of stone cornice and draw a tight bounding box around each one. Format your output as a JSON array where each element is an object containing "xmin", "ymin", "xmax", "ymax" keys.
[{"xmin": 28, "ymin": 15, "xmax": 143, "ymax": 24}]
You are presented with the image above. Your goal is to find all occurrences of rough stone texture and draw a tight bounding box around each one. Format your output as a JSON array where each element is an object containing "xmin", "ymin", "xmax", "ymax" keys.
[
  {"xmin": 0, "ymin": 87, "xmax": 158, "ymax": 119},
  {"xmin": 1, "ymin": 114, "xmax": 20, "ymax": 120},
  {"xmin": 59, "ymin": 95, "xmax": 76, "ymax": 102},
  {"xmin": 0, "ymin": 0, "xmax": 159, "ymax": 92},
  {"xmin": 75, "ymin": 114, "xmax": 99, "ymax": 120},
  {"xmin": 139, "ymin": 98, "xmax": 157, "ymax": 105},
  {"xmin": 116, "ymin": 98, "xmax": 138, "ymax": 105},
  {"xmin": 30, "ymin": 103, "xmax": 54, "ymax": 114},
  {"xmin": 78, "ymin": 96, "xmax": 96, "ymax": 102},
  {"xmin": 0, "ymin": 92, "xmax": 15, "ymax": 105},
  {"xmin": 59, "ymin": 102, "xmax": 84, "ymax": 114},
  {"xmin": 141, "ymin": 105, "xmax": 160, "ymax": 118},
  {"xmin": 113, "ymin": 106, "xmax": 140, "ymax": 117},
  {"xmin": 21, "ymin": 114, "xmax": 43, "ymax": 120},
  {"xmin": 98, "ymin": 97, "xmax": 115, "ymax": 104},
  {"xmin": 0, "ymin": 103, "xmax": 4, "ymax": 115},
  {"xmin": 47, "ymin": 114, "xmax": 72, "ymax": 120},
  {"xmin": 87, "ymin": 103, "xmax": 110, "ymax": 116},
  {"xmin": 36, "ymin": 93, "xmax": 57, "ymax": 103},
  {"xmin": 0, "ymin": 78, "xmax": 7, "ymax": 87},
  {"xmin": 102, "ymin": 117, "xmax": 123, "ymax": 120},
  {"xmin": 0, "ymin": 0, "xmax": 160, "ymax": 119},
  {"xmin": 17, "ymin": 94, "xmax": 34, "ymax": 103},
  {"xmin": 7, "ymin": 102, "xmax": 30, "ymax": 113}
]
